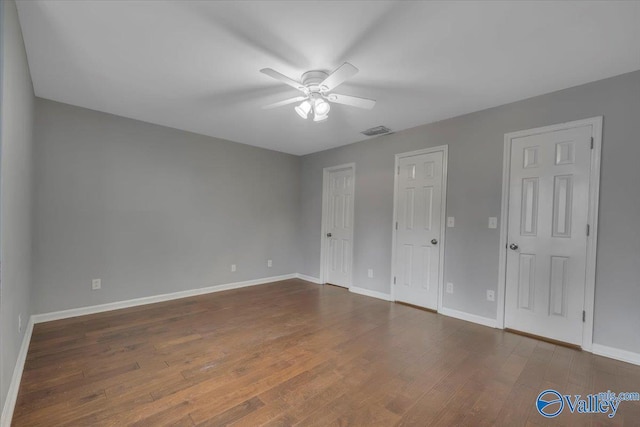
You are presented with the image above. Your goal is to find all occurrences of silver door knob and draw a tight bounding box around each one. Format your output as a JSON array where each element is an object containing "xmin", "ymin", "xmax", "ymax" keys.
[
  {"xmin": 509, "ymin": 243, "xmax": 519, "ymax": 250},
  {"xmin": 326, "ymin": 233, "xmax": 332, "ymax": 237},
  {"xmin": 431, "ymin": 239, "xmax": 438, "ymax": 245}
]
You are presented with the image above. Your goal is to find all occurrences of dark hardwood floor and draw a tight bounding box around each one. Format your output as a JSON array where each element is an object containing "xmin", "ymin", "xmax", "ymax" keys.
[{"xmin": 13, "ymin": 279, "xmax": 640, "ymax": 426}]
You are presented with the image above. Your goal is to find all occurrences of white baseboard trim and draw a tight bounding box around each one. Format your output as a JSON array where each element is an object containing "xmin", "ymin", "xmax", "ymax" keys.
[
  {"xmin": 1, "ymin": 317, "xmax": 34, "ymax": 427},
  {"xmin": 439, "ymin": 307, "xmax": 498, "ymax": 329},
  {"xmin": 349, "ymin": 286, "xmax": 393, "ymax": 302},
  {"xmin": 592, "ymin": 343, "xmax": 640, "ymax": 366},
  {"xmin": 32, "ymin": 273, "xmax": 297, "ymax": 324},
  {"xmin": 295, "ymin": 274, "xmax": 322, "ymax": 284}
]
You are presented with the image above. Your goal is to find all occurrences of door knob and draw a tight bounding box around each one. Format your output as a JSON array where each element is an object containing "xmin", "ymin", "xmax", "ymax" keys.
[
  {"xmin": 326, "ymin": 233, "xmax": 332, "ymax": 237},
  {"xmin": 509, "ymin": 243, "xmax": 519, "ymax": 250},
  {"xmin": 431, "ymin": 239, "xmax": 438, "ymax": 245}
]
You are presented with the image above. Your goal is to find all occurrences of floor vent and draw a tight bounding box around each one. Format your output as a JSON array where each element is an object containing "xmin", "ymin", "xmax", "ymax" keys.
[{"xmin": 361, "ymin": 125, "xmax": 392, "ymax": 137}]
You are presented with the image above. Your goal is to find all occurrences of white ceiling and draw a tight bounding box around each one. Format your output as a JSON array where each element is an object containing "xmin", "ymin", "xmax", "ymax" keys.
[{"xmin": 16, "ymin": 1, "xmax": 640, "ymax": 155}]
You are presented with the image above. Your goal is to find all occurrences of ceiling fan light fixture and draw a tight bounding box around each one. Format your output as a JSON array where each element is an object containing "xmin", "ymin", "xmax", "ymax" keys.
[
  {"xmin": 314, "ymin": 98, "xmax": 331, "ymax": 116},
  {"xmin": 313, "ymin": 112, "xmax": 329, "ymax": 122},
  {"xmin": 261, "ymin": 63, "xmax": 375, "ymax": 122},
  {"xmin": 295, "ymin": 100, "xmax": 311, "ymax": 119}
]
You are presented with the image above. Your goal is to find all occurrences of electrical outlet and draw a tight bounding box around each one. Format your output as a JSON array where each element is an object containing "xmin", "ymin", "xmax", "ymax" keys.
[
  {"xmin": 487, "ymin": 290, "xmax": 495, "ymax": 301},
  {"xmin": 447, "ymin": 217, "xmax": 455, "ymax": 228},
  {"xmin": 267, "ymin": 260, "xmax": 272, "ymax": 268},
  {"xmin": 367, "ymin": 269, "xmax": 374, "ymax": 278},
  {"xmin": 92, "ymin": 279, "xmax": 101, "ymax": 290},
  {"xmin": 18, "ymin": 314, "xmax": 22, "ymax": 333},
  {"xmin": 488, "ymin": 217, "xmax": 498, "ymax": 229},
  {"xmin": 446, "ymin": 282, "xmax": 454, "ymax": 294},
  {"xmin": 231, "ymin": 264, "xmax": 236, "ymax": 272}
]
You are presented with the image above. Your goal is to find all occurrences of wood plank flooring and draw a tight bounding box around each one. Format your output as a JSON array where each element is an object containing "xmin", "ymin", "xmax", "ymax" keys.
[{"xmin": 13, "ymin": 279, "xmax": 640, "ymax": 426}]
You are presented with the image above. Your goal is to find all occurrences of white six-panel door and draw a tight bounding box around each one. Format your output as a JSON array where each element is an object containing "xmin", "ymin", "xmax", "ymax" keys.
[
  {"xmin": 505, "ymin": 124, "xmax": 593, "ymax": 345},
  {"xmin": 323, "ymin": 166, "xmax": 354, "ymax": 288},
  {"xmin": 394, "ymin": 150, "xmax": 445, "ymax": 310}
]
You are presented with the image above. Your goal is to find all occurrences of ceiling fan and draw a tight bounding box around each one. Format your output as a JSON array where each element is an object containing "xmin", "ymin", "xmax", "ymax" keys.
[{"xmin": 260, "ymin": 62, "xmax": 376, "ymax": 122}]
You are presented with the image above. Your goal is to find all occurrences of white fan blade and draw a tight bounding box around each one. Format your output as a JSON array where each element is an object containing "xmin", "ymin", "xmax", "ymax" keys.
[
  {"xmin": 262, "ymin": 96, "xmax": 307, "ymax": 109},
  {"xmin": 327, "ymin": 93, "xmax": 376, "ymax": 109},
  {"xmin": 260, "ymin": 68, "xmax": 306, "ymax": 92},
  {"xmin": 319, "ymin": 63, "xmax": 358, "ymax": 91}
]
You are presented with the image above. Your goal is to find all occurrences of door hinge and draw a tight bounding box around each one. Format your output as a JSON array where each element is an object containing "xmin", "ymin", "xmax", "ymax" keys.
[
  {"xmin": 582, "ymin": 310, "xmax": 586, "ymax": 322},
  {"xmin": 395, "ymin": 221, "xmax": 398, "ymax": 230},
  {"xmin": 393, "ymin": 276, "xmax": 396, "ymax": 284},
  {"xmin": 397, "ymin": 166, "xmax": 400, "ymax": 175},
  {"xmin": 586, "ymin": 224, "xmax": 590, "ymax": 236},
  {"xmin": 590, "ymin": 137, "xmax": 594, "ymax": 149}
]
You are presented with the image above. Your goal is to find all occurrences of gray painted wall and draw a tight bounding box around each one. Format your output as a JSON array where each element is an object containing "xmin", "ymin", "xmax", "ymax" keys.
[
  {"xmin": 33, "ymin": 99, "xmax": 300, "ymax": 313},
  {"xmin": 299, "ymin": 70, "xmax": 640, "ymax": 354},
  {"xmin": 0, "ymin": 0, "xmax": 35, "ymax": 413}
]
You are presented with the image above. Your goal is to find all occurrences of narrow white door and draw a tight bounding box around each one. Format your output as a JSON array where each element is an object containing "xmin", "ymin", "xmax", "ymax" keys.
[
  {"xmin": 323, "ymin": 166, "xmax": 354, "ymax": 288},
  {"xmin": 394, "ymin": 151, "xmax": 444, "ymax": 310},
  {"xmin": 505, "ymin": 125, "xmax": 592, "ymax": 345}
]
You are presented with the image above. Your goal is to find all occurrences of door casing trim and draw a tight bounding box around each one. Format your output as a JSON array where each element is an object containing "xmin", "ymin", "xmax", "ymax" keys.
[
  {"xmin": 320, "ymin": 163, "xmax": 356, "ymax": 288},
  {"xmin": 390, "ymin": 145, "xmax": 448, "ymax": 311},
  {"xmin": 497, "ymin": 117, "xmax": 602, "ymax": 350}
]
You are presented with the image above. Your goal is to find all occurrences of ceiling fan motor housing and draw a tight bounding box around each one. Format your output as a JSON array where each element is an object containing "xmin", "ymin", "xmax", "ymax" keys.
[{"xmin": 301, "ymin": 70, "xmax": 330, "ymax": 93}]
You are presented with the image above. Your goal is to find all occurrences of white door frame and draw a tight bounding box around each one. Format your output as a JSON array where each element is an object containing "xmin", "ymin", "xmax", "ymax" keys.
[
  {"xmin": 391, "ymin": 146, "xmax": 448, "ymax": 310},
  {"xmin": 497, "ymin": 117, "xmax": 602, "ymax": 350},
  {"xmin": 320, "ymin": 163, "xmax": 356, "ymax": 288}
]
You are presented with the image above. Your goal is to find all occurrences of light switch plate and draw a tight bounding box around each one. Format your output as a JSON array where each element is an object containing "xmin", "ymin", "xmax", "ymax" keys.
[
  {"xmin": 447, "ymin": 217, "xmax": 455, "ymax": 228},
  {"xmin": 488, "ymin": 217, "xmax": 498, "ymax": 229}
]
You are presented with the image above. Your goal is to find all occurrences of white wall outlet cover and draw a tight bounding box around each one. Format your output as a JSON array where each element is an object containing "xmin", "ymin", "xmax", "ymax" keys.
[
  {"xmin": 367, "ymin": 269, "xmax": 374, "ymax": 278},
  {"xmin": 231, "ymin": 264, "xmax": 237, "ymax": 272},
  {"xmin": 92, "ymin": 279, "xmax": 101, "ymax": 290},
  {"xmin": 487, "ymin": 290, "xmax": 495, "ymax": 301},
  {"xmin": 446, "ymin": 282, "xmax": 454, "ymax": 293},
  {"xmin": 488, "ymin": 217, "xmax": 498, "ymax": 229},
  {"xmin": 267, "ymin": 259, "xmax": 273, "ymax": 267},
  {"xmin": 447, "ymin": 217, "xmax": 455, "ymax": 227}
]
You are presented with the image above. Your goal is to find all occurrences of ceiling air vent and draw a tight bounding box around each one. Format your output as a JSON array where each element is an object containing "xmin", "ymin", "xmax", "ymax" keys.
[{"xmin": 361, "ymin": 126, "xmax": 392, "ymax": 137}]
